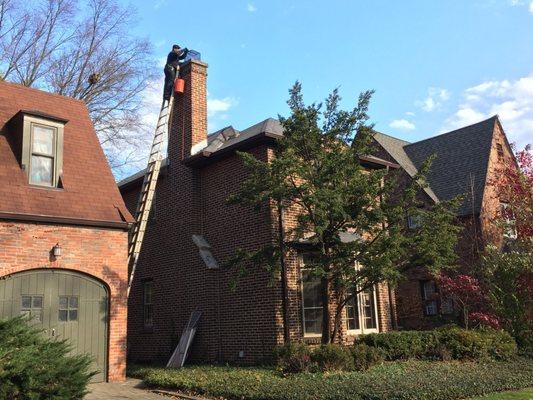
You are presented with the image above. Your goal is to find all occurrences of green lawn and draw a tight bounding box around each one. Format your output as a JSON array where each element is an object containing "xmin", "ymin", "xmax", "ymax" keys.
[
  {"xmin": 129, "ymin": 358, "xmax": 533, "ymax": 400},
  {"xmin": 469, "ymin": 388, "xmax": 533, "ymax": 399}
]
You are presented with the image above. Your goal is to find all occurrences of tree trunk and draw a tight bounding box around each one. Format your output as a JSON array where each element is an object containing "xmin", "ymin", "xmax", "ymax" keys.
[
  {"xmin": 331, "ymin": 299, "xmax": 345, "ymax": 343},
  {"xmin": 321, "ymin": 276, "xmax": 331, "ymax": 344}
]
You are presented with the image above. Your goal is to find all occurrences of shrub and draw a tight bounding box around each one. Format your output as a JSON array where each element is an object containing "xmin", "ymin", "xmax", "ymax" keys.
[
  {"xmin": 311, "ymin": 344, "xmax": 354, "ymax": 372},
  {"xmin": 351, "ymin": 343, "xmax": 383, "ymax": 370},
  {"xmin": 0, "ymin": 316, "xmax": 94, "ymax": 399},
  {"xmin": 132, "ymin": 358, "xmax": 533, "ymax": 400},
  {"xmin": 358, "ymin": 330, "xmax": 441, "ymax": 360},
  {"xmin": 359, "ymin": 326, "xmax": 517, "ymax": 361},
  {"xmin": 437, "ymin": 326, "xmax": 516, "ymax": 361},
  {"xmin": 273, "ymin": 342, "xmax": 313, "ymax": 373}
]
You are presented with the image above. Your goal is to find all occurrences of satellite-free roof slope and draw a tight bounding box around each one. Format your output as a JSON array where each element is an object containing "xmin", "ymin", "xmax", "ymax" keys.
[
  {"xmin": 0, "ymin": 80, "xmax": 133, "ymax": 226},
  {"xmin": 374, "ymin": 116, "xmax": 498, "ymax": 216}
]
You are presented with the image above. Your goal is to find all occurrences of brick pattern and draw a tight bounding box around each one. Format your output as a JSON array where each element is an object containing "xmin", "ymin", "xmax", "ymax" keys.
[
  {"xmin": 121, "ymin": 60, "xmax": 394, "ymax": 365},
  {"xmin": 0, "ymin": 221, "xmax": 128, "ymax": 381},
  {"xmin": 369, "ymin": 121, "xmax": 517, "ymax": 330}
]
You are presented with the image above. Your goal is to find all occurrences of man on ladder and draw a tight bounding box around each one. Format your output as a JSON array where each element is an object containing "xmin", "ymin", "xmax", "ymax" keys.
[{"xmin": 164, "ymin": 44, "xmax": 188, "ymax": 101}]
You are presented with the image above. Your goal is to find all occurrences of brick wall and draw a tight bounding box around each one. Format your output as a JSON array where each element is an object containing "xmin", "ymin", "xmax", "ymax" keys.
[
  {"xmin": 0, "ymin": 220, "xmax": 128, "ymax": 381},
  {"xmin": 121, "ymin": 59, "xmax": 394, "ymax": 365}
]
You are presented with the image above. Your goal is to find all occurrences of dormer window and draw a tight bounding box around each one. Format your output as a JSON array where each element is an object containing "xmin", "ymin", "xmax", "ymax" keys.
[
  {"xmin": 30, "ymin": 124, "xmax": 57, "ymax": 186},
  {"xmin": 9, "ymin": 110, "xmax": 66, "ymax": 188}
]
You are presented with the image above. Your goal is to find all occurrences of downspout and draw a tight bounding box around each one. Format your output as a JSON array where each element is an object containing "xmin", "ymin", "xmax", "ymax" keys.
[{"xmin": 277, "ymin": 200, "xmax": 291, "ymax": 343}]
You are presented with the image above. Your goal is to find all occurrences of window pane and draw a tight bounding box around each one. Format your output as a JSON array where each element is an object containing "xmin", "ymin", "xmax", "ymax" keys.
[
  {"xmin": 423, "ymin": 281, "xmax": 436, "ymax": 300},
  {"xmin": 21, "ymin": 296, "xmax": 31, "ymax": 309},
  {"xmin": 144, "ymin": 282, "xmax": 152, "ymax": 304},
  {"xmin": 304, "ymin": 308, "xmax": 322, "ymax": 335},
  {"xmin": 362, "ymin": 290, "xmax": 377, "ymax": 329},
  {"xmin": 30, "ymin": 155, "xmax": 53, "ymax": 185},
  {"xmin": 69, "ymin": 310, "xmax": 78, "ymax": 321},
  {"xmin": 32, "ymin": 125, "xmax": 54, "ymax": 155},
  {"xmin": 144, "ymin": 305, "xmax": 153, "ymax": 326},
  {"xmin": 302, "ymin": 271, "xmax": 323, "ymax": 308},
  {"xmin": 59, "ymin": 296, "xmax": 68, "ymax": 309},
  {"xmin": 69, "ymin": 296, "xmax": 78, "ymax": 309},
  {"xmin": 425, "ymin": 300, "xmax": 438, "ymax": 316},
  {"xmin": 59, "ymin": 310, "xmax": 68, "ymax": 322},
  {"xmin": 32, "ymin": 296, "xmax": 43, "ymax": 309},
  {"xmin": 346, "ymin": 294, "xmax": 360, "ymax": 331}
]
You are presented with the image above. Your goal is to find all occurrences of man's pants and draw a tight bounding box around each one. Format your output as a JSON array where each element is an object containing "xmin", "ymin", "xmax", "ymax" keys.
[{"xmin": 163, "ymin": 65, "xmax": 177, "ymax": 101}]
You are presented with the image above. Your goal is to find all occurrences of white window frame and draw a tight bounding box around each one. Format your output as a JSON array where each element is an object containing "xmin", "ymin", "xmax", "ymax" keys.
[
  {"xmin": 29, "ymin": 122, "xmax": 57, "ymax": 187},
  {"xmin": 345, "ymin": 263, "xmax": 379, "ymax": 335},
  {"xmin": 19, "ymin": 114, "xmax": 65, "ymax": 188}
]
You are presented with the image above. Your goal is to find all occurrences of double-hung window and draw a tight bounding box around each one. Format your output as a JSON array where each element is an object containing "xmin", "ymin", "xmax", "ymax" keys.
[
  {"xmin": 12, "ymin": 111, "xmax": 65, "ymax": 188},
  {"xmin": 30, "ymin": 124, "xmax": 57, "ymax": 186},
  {"xmin": 301, "ymin": 254, "xmax": 324, "ymax": 336}
]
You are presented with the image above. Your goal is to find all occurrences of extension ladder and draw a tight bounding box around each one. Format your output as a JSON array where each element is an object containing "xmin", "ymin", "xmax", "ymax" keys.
[{"xmin": 127, "ymin": 96, "xmax": 173, "ymax": 297}]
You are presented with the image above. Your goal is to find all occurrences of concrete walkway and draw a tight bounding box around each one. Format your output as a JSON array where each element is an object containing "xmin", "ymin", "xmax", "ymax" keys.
[{"xmin": 85, "ymin": 378, "xmax": 174, "ymax": 399}]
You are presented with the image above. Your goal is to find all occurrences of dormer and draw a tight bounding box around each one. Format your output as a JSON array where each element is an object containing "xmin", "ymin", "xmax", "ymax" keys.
[{"xmin": 8, "ymin": 110, "xmax": 67, "ymax": 188}]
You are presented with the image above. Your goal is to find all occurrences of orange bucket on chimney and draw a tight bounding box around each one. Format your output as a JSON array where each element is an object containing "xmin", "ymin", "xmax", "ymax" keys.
[{"xmin": 174, "ymin": 78, "xmax": 185, "ymax": 94}]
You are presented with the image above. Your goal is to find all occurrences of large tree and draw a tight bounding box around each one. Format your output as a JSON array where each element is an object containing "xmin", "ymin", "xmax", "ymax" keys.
[
  {"xmin": 0, "ymin": 0, "xmax": 156, "ymax": 172},
  {"xmin": 229, "ymin": 83, "xmax": 461, "ymax": 343}
]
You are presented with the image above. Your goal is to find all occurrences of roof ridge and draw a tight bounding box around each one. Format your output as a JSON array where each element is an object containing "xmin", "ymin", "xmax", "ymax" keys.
[
  {"xmin": 405, "ymin": 115, "xmax": 497, "ymax": 148},
  {"xmin": 0, "ymin": 80, "xmax": 86, "ymax": 105}
]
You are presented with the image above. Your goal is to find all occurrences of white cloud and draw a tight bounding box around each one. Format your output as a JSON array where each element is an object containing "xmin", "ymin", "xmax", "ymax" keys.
[
  {"xmin": 389, "ymin": 119, "xmax": 416, "ymax": 131},
  {"xmin": 405, "ymin": 111, "xmax": 416, "ymax": 116},
  {"xmin": 207, "ymin": 96, "xmax": 238, "ymax": 130},
  {"xmin": 154, "ymin": 0, "xmax": 167, "ymax": 10},
  {"xmin": 416, "ymin": 87, "xmax": 450, "ymax": 112},
  {"xmin": 247, "ymin": 3, "xmax": 257, "ymax": 12},
  {"xmin": 508, "ymin": 0, "xmax": 533, "ymax": 14},
  {"xmin": 207, "ymin": 96, "xmax": 238, "ymax": 117},
  {"xmin": 442, "ymin": 74, "xmax": 533, "ymax": 147}
]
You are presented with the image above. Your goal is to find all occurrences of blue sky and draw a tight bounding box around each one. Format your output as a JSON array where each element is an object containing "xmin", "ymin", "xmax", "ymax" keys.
[{"xmin": 127, "ymin": 0, "xmax": 533, "ymax": 151}]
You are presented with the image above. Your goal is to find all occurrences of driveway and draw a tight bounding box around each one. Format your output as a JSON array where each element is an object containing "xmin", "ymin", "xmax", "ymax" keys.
[{"xmin": 85, "ymin": 378, "xmax": 173, "ymax": 399}]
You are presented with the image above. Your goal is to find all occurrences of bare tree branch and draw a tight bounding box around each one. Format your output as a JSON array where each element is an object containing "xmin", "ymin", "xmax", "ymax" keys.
[{"xmin": 0, "ymin": 0, "xmax": 156, "ymax": 174}]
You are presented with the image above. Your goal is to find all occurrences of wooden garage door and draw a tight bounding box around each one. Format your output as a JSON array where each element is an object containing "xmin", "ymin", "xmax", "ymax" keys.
[{"xmin": 0, "ymin": 269, "xmax": 108, "ymax": 382}]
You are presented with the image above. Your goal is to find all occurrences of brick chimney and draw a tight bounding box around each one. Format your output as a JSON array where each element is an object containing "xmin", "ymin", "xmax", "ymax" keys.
[{"xmin": 168, "ymin": 59, "xmax": 208, "ymax": 163}]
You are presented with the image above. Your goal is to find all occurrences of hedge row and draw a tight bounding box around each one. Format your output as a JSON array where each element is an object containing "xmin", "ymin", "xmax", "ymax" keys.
[
  {"xmin": 358, "ymin": 326, "xmax": 517, "ymax": 361},
  {"xmin": 274, "ymin": 342, "xmax": 382, "ymax": 373},
  {"xmin": 130, "ymin": 358, "xmax": 533, "ymax": 400}
]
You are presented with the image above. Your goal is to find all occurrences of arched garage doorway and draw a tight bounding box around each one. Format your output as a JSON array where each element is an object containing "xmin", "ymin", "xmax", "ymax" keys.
[{"xmin": 0, "ymin": 269, "xmax": 108, "ymax": 382}]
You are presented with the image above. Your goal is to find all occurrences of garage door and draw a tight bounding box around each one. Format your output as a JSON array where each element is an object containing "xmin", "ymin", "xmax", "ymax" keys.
[{"xmin": 0, "ymin": 269, "xmax": 108, "ymax": 382}]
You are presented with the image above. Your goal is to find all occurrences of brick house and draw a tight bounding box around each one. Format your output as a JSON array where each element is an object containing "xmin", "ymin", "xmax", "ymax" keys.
[
  {"xmin": 119, "ymin": 60, "xmax": 398, "ymax": 365},
  {"xmin": 369, "ymin": 116, "xmax": 518, "ymax": 329},
  {"xmin": 0, "ymin": 81, "xmax": 133, "ymax": 382}
]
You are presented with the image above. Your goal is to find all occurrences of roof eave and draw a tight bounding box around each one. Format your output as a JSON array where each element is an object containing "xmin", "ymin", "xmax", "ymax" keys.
[{"xmin": 0, "ymin": 211, "xmax": 131, "ymax": 230}]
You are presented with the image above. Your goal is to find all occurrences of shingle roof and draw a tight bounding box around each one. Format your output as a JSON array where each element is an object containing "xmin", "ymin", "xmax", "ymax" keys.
[
  {"xmin": 119, "ymin": 118, "xmax": 396, "ymax": 188},
  {"xmin": 0, "ymin": 80, "xmax": 133, "ymax": 227},
  {"xmin": 374, "ymin": 116, "xmax": 498, "ymax": 216},
  {"xmin": 373, "ymin": 132, "xmax": 439, "ymax": 203}
]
